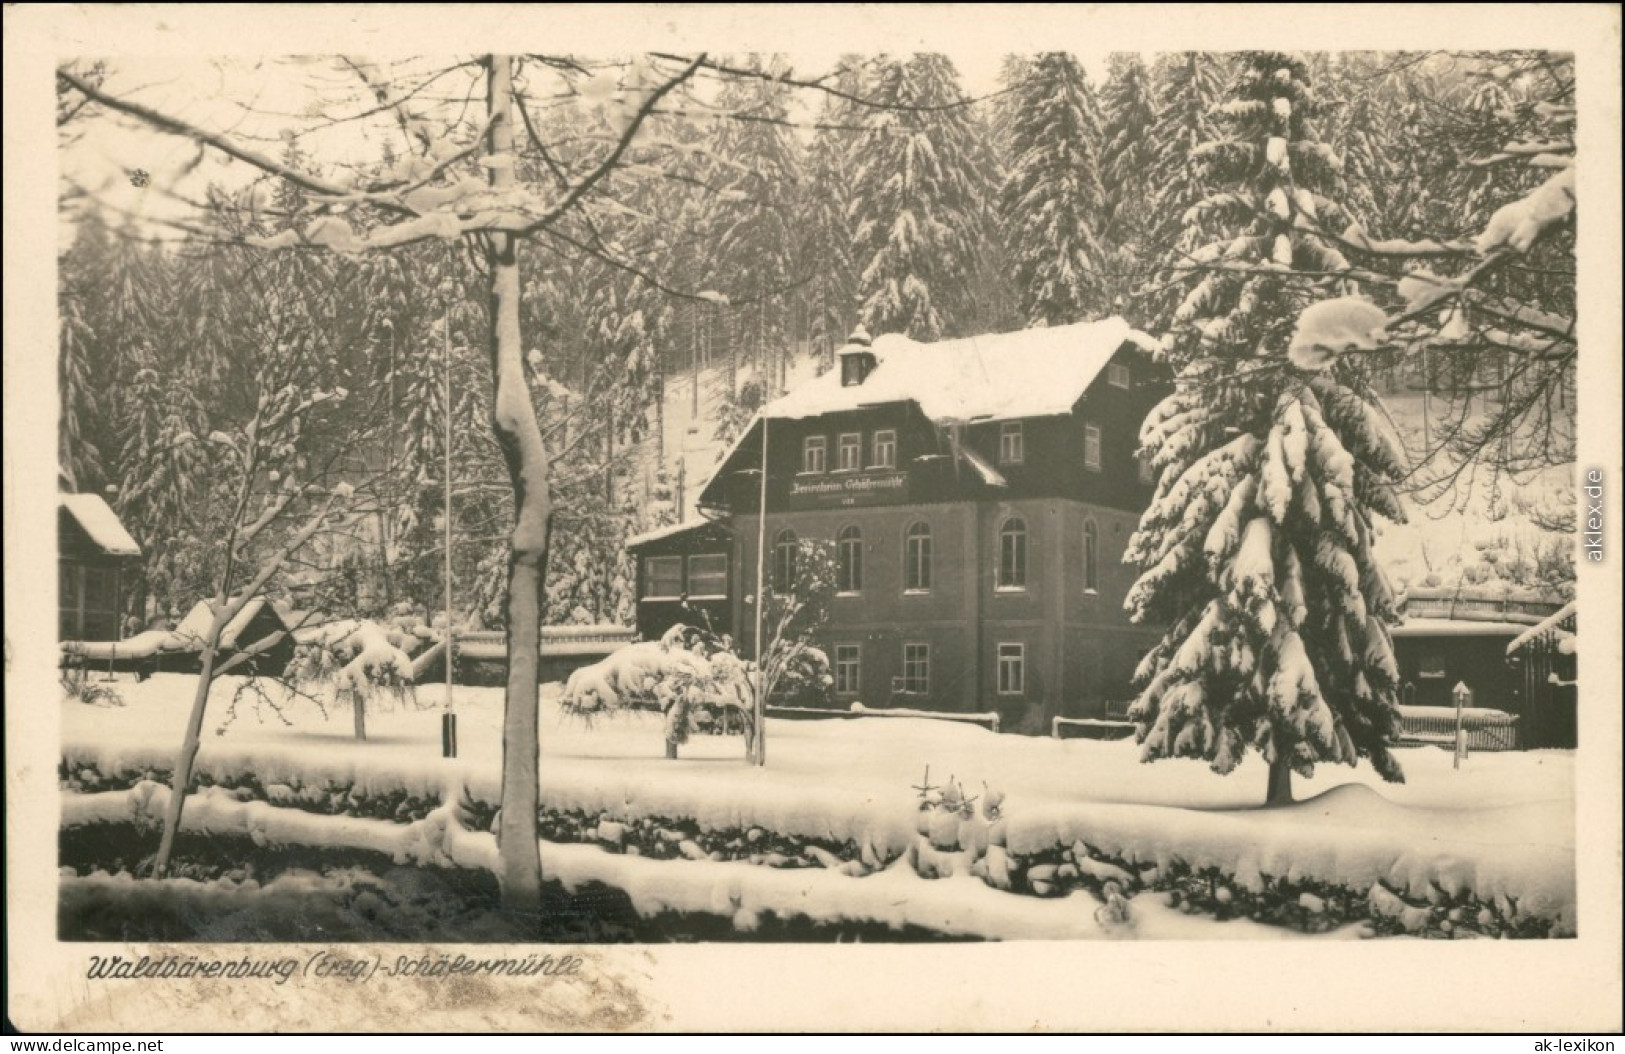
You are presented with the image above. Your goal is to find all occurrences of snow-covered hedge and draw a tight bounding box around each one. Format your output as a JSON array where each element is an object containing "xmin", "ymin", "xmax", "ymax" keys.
[{"xmin": 60, "ymin": 767, "xmax": 1571, "ymax": 938}]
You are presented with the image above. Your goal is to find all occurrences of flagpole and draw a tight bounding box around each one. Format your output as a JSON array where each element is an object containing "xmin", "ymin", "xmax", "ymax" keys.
[
  {"xmin": 752, "ymin": 416, "xmax": 769, "ymax": 766},
  {"xmin": 442, "ymin": 308, "xmax": 457, "ymax": 759}
]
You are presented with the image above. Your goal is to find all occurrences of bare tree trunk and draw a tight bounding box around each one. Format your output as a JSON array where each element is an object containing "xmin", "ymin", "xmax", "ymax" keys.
[
  {"xmin": 153, "ymin": 634, "xmax": 221, "ymax": 875},
  {"xmin": 1266, "ymin": 754, "xmax": 1293, "ymax": 807},
  {"xmin": 486, "ymin": 54, "xmax": 547, "ymax": 916}
]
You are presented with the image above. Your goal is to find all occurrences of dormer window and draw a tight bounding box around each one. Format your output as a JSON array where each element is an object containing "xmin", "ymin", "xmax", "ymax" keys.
[
  {"xmin": 837, "ymin": 325, "xmax": 876, "ymax": 387},
  {"xmin": 999, "ymin": 421, "xmax": 1025, "ymax": 465},
  {"xmin": 802, "ymin": 435, "xmax": 827, "ymax": 474}
]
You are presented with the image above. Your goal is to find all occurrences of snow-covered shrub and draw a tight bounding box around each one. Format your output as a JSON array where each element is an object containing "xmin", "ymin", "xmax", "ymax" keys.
[
  {"xmin": 753, "ymin": 538, "xmax": 838, "ymax": 709},
  {"xmin": 285, "ymin": 620, "xmax": 417, "ymax": 740},
  {"xmin": 560, "ymin": 624, "xmax": 756, "ymax": 752}
]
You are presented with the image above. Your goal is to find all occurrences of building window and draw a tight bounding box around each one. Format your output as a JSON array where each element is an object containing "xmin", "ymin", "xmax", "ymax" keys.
[
  {"xmin": 802, "ymin": 435, "xmax": 827, "ymax": 474},
  {"xmin": 837, "ymin": 525, "xmax": 863, "ymax": 593},
  {"xmin": 1419, "ymin": 650, "xmax": 1446, "ymax": 679},
  {"xmin": 687, "ymin": 554, "xmax": 728, "ymax": 599},
  {"xmin": 1084, "ymin": 423, "xmax": 1102, "ymax": 472},
  {"xmin": 1083, "ymin": 520, "xmax": 1099, "ymax": 594},
  {"xmin": 837, "ymin": 432, "xmax": 862, "ymax": 472},
  {"xmin": 834, "ymin": 644, "xmax": 861, "ymax": 695},
  {"xmin": 902, "ymin": 643, "xmax": 930, "ymax": 694},
  {"xmin": 998, "ymin": 517, "xmax": 1027, "ymax": 590},
  {"xmin": 997, "ymin": 642, "xmax": 1026, "ymax": 695},
  {"xmin": 904, "ymin": 521, "xmax": 932, "ymax": 592},
  {"xmin": 645, "ymin": 556, "xmax": 683, "ymax": 599},
  {"xmin": 999, "ymin": 421, "xmax": 1024, "ymax": 465},
  {"xmin": 772, "ymin": 529, "xmax": 799, "ymax": 593},
  {"xmin": 62, "ymin": 563, "xmax": 121, "ymax": 640},
  {"xmin": 872, "ymin": 429, "xmax": 897, "ymax": 469},
  {"xmin": 1107, "ymin": 362, "xmax": 1131, "ymax": 389},
  {"xmin": 1137, "ymin": 450, "xmax": 1156, "ymax": 484}
]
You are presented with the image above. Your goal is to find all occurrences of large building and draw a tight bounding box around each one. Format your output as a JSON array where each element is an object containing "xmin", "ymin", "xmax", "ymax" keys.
[{"xmin": 628, "ymin": 318, "xmax": 1168, "ymax": 733}]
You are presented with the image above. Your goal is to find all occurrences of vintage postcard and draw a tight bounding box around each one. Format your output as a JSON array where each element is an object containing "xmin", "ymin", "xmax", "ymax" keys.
[{"xmin": 6, "ymin": 3, "xmax": 1621, "ymax": 1034}]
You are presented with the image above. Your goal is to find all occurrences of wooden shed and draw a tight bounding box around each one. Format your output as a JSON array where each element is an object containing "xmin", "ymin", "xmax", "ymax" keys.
[{"xmin": 58, "ymin": 494, "xmax": 142, "ymax": 642}]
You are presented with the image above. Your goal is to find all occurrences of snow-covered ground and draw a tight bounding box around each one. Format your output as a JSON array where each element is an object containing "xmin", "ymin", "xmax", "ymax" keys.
[{"xmin": 62, "ymin": 673, "xmax": 1576, "ymax": 937}]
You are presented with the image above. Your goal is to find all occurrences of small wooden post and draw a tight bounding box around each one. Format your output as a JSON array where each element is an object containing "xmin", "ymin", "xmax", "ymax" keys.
[{"xmin": 1451, "ymin": 681, "xmax": 1471, "ymax": 769}]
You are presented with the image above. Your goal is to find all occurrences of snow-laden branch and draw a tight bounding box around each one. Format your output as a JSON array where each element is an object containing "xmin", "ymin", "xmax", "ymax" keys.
[
  {"xmin": 57, "ymin": 68, "xmax": 361, "ymax": 202},
  {"xmin": 650, "ymin": 53, "xmax": 1011, "ymax": 113},
  {"xmin": 512, "ymin": 52, "xmax": 707, "ymax": 235}
]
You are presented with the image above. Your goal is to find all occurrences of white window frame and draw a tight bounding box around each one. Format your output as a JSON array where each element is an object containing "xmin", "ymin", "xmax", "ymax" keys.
[
  {"xmin": 999, "ymin": 421, "xmax": 1025, "ymax": 465},
  {"xmin": 1084, "ymin": 423, "xmax": 1102, "ymax": 472},
  {"xmin": 997, "ymin": 517, "xmax": 1028, "ymax": 592},
  {"xmin": 1082, "ymin": 520, "xmax": 1100, "ymax": 595},
  {"xmin": 837, "ymin": 525, "xmax": 864, "ymax": 594},
  {"xmin": 1107, "ymin": 362, "xmax": 1131, "ymax": 389},
  {"xmin": 772, "ymin": 529, "xmax": 799, "ymax": 595},
  {"xmin": 686, "ymin": 553, "xmax": 729, "ymax": 600},
  {"xmin": 997, "ymin": 642, "xmax": 1026, "ymax": 696},
  {"xmin": 871, "ymin": 429, "xmax": 897, "ymax": 469},
  {"xmin": 837, "ymin": 432, "xmax": 862, "ymax": 472},
  {"xmin": 802, "ymin": 435, "xmax": 827, "ymax": 474},
  {"xmin": 643, "ymin": 556, "xmax": 683, "ymax": 600},
  {"xmin": 834, "ymin": 644, "xmax": 862, "ymax": 696},
  {"xmin": 902, "ymin": 642, "xmax": 931, "ymax": 695},
  {"xmin": 904, "ymin": 521, "xmax": 932, "ymax": 593}
]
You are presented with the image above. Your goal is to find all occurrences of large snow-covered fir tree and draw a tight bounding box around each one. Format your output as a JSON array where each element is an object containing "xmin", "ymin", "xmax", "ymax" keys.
[
  {"xmin": 847, "ymin": 53, "xmax": 995, "ymax": 340},
  {"xmin": 1144, "ymin": 53, "xmax": 1228, "ymax": 258},
  {"xmin": 706, "ymin": 60, "xmax": 802, "ymax": 391},
  {"xmin": 1098, "ymin": 53, "xmax": 1157, "ymax": 273},
  {"xmin": 797, "ymin": 56, "xmax": 867, "ymax": 366},
  {"xmin": 1123, "ymin": 52, "xmax": 1409, "ymax": 806},
  {"xmin": 998, "ymin": 52, "xmax": 1109, "ymax": 326}
]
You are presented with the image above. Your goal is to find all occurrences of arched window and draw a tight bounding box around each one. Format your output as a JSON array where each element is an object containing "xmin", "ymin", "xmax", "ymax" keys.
[
  {"xmin": 904, "ymin": 522, "xmax": 932, "ymax": 592},
  {"xmin": 837, "ymin": 525, "xmax": 863, "ymax": 593},
  {"xmin": 1083, "ymin": 519, "xmax": 1100, "ymax": 593},
  {"xmin": 998, "ymin": 517, "xmax": 1027, "ymax": 590},
  {"xmin": 772, "ymin": 529, "xmax": 798, "ymax": 594}
]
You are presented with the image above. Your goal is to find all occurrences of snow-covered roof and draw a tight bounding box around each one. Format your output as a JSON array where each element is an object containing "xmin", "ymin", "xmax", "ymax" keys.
[
  {"xmin": 699, "ymin": 318, "xmax": 1139, "ymax": 502},
  {"xmin": 624, "ymin": 518, "xmax": 728, "ymax": 550},
  {"xmin": 60, "ymin": 494, "xmax": 141, "ymax": 556},
  {"xmin": 64, "ymin": 629, "xmax": 182, "ymax": 661},
  {"xmin": 1505, "ymin": 601, "xmax": 1578, "ymax": 656},
  {"xmin": 758, "ymin": 316, "xmax": 1135, "ymax": 425},
  {"xmin": 173, "ymin": 598, "xmax": 288, "ymax": 651},
  {"xmin": 1389, "ymin": 618, "xmax": 1531, "ymax": 638}
]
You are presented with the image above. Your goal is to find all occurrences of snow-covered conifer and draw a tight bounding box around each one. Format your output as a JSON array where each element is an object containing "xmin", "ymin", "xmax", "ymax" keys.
[
  {"xmin": 1125, "ymin": 52, "xmax": 1408, "ymax": 805},
  {"xmin": 848, "ymin": 54, "xmax": 995, "ymax": 340},
  {"xmin": 999, "ymin": 52, "xmax": 1110, "ymax": 326}
]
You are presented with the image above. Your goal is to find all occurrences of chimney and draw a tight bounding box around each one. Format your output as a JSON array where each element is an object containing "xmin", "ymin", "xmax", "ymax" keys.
[{"xmin": 838, "ymin": 325, "xmax": 876, "ymax": 387}]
